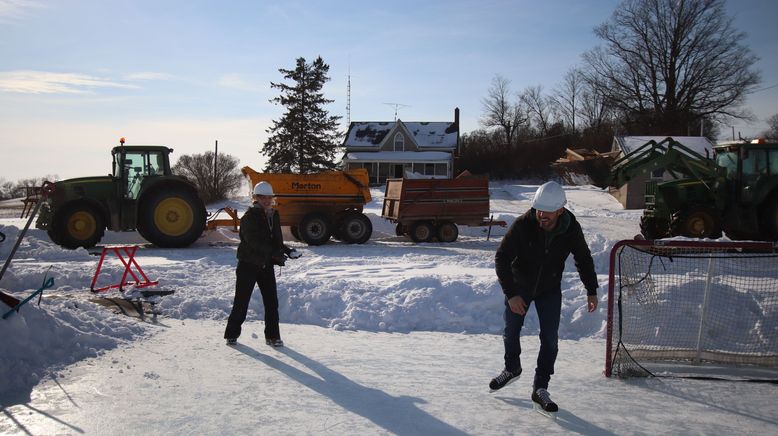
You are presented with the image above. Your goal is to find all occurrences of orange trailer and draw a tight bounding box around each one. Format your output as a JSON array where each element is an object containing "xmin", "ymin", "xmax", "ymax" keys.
[{"xmin": 241, "ymin": 167, "xmax": 372, "ymax": 245}]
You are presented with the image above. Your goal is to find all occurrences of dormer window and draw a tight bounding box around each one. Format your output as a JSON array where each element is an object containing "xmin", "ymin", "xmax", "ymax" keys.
[{"xmin": 394, "ymin": 133, "xmax": 405, "ymax": 151}]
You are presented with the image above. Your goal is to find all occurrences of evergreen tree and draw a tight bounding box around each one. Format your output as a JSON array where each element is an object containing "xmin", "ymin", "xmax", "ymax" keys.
[{"xmin": 262, "ymin": 56, "xmax": 342, "ymax": 173}]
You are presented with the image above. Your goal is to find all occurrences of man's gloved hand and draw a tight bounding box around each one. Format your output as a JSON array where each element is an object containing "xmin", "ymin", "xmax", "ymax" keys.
[{"xmin": 287, "ymin": 248, "xmax": 302, "ymax": 259}]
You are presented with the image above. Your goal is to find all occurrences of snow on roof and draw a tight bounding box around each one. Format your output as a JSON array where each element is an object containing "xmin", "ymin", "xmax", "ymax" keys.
[
  {"xmin": 614, "ymin": 136, "xmax": 714, "ymax": 157},
  {"xmin": 345, "ymin": 151, "xmax": 452, "ymax": 162},
  {"xmin": 344, "ymin": 121, "xmax": 457, "ymax": 149}
]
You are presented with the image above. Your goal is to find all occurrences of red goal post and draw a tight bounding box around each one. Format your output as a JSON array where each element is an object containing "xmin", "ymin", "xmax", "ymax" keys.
[{"xmin": 605, "ymin": 239, "xmax": 778, "ymax": 380}]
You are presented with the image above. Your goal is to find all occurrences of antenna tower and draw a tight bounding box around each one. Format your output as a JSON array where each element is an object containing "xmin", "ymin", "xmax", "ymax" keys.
[
  {"xmin": 383, "ymin": 102, "xmax": 410, "ymax": 121},
  {"xmin": 346, "ymin": 67, "xmax": 351, "ymax": 125}
]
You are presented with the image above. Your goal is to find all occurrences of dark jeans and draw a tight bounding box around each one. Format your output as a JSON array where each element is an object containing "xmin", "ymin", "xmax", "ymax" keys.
[
  {"xmin": 224, "ymin": 261, "xmax": 280, "ymax": 340},
  {"xmin": 502, "ymin": 291, "xmax": 561, "ymax": 390}
]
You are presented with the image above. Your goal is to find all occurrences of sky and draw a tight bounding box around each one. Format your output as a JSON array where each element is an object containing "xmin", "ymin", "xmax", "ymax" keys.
[
  {"xmin": 1, "ymin": 0, "xmax": 777, "ymax": 182},
  {"xmin": 2, "ymin": 183, "xmax": 777, "ymax": 434}
]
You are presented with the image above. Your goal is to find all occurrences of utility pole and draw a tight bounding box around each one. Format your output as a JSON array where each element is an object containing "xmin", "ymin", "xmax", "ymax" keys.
[{"xmin": 214, "ymin": 140, "xmax": 218, "ymax": 194}]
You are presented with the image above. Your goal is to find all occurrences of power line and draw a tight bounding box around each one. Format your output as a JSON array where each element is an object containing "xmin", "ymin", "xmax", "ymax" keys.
[{"xmin": 748, "ymin": 83, "xmax": 778, "ymax": 94}]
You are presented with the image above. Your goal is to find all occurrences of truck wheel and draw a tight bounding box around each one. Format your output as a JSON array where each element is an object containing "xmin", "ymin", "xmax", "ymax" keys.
[
  {"xmin": 338, "ymin": 212, "xmax": 372, "ymax": 244},
  {"xmin": 51, "ymin": 203, "xmax": 105, "ymax": 249},
  {"xmin": 409, "ymin": 221, "xmax": 434, "ymax": 243},
  {"xmin": 672, "ymin": 207, "xmax": 721, "ymax": 239},
  {"xmin": 138, "ymin": 188, "xmax": 206, "ymax": 247},
  {"xmin": 290, "ymin": 226, "xmax": 301, "ymax": 241},
  {"xmin": 437, "ymin": 222, "xmax": 458, "ymax": 243},
  {"xmin": 760, "ymin": 194, "xmax": 778, "ymax": 240},
  {"xmin": 299, "ymin": 213, "xmax": 332, "ymax": 246}
]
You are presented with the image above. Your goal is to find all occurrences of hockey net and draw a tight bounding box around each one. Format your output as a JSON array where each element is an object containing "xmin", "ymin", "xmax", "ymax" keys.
[{"xmin": 605, "ymin": 239, "xmax": 778, "ymax": 380}]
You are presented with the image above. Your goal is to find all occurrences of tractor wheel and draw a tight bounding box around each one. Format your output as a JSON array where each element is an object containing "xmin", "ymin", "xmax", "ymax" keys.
[
  {"xmin": 760, "ymin": 193, "xmax": 778, "ymax": 241},
  {"xmin": 639, "ymin": 216, "xmax": 662, "ymax": 240},
  {"xmin": 395, "ymin": 223, "xmax": 405, "ymax": 237},
  {"xmin": 290, "ymin": 225, "xmax": 301, "ymax": 241},
  {"xmin": 338, "ymin": 212, "xmax": 372, "ymax": 244},
  {"xmin": 51, "ymin": 203, "xmax": 105, "ymax": 249},
  {"xmin": 671, "ymin": 207, "xmax": 721, "ymax": 239},
  {"xmin": 299, "ymin": 213, "xmax": 332, "ymax": 246},
  {"xmin": 138, "ymin": 188, "xmax": 206, "ymax": 247},
  {"xmin": 436, "ymin": 221, "xmax": 459, "ymax": 243},
  {"xmin": 409, "ymin": 221, "xmax": 434, "ymax": 243}
]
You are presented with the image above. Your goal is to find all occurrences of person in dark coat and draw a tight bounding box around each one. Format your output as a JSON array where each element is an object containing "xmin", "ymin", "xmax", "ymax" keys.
[
  {"xmin": 488, "ymin": 181, "xmax": 599, "ymax": 413},
  {"xmin": 224, "ymin": 181, "xmax": 297, "ymax": 347}
]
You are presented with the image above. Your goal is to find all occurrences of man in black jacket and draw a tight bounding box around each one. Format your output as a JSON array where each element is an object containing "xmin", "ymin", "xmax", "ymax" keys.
[
  {"xmin": 489, "ymin": 181, "xmax": 598, "ymax": 413},
  {"xmin": 224, "ymin": 181, "xmax": 297, "ymax": 347}
]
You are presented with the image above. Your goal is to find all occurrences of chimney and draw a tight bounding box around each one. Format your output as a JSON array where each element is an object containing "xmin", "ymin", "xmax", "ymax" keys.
[{"xmin": 454, "ymin": 107, "xmax": 460, "ymax": 127}]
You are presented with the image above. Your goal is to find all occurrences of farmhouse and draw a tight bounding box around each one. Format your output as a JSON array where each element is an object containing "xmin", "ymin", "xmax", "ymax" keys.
[{"xmin": 341, "ymin": 108, "xmax": 460, "ymax": 185}]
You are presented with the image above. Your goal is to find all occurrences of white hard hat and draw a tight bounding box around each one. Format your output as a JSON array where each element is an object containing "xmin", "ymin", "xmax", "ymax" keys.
[
  {"xmin": 253, "ymin": 181, "xmax": 274, "ymax": 196},
  {"xmin": 532, "ymin": 181, "xmax": 566, "ymax": 212}
]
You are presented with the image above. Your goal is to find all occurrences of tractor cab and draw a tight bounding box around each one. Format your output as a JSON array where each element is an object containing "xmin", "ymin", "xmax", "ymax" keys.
[
  {"xmin": 714, "ymin": 139, "xmax": 778, "ymax": 205},
  {"xmin": 111, "ymin": 142, "xmax": 173, "ymax": 200}
]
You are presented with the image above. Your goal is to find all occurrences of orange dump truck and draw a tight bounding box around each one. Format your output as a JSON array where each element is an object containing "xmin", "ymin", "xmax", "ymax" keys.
[
  {"xmin": 381, "ymin": 176, "xmax": 505, "ymax": 242},
  {"xmin": 241, "ymin": 167, "xmax": 372, "ymax": 245}
]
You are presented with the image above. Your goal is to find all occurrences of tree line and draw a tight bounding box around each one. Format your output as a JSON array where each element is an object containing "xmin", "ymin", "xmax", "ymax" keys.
[{"xmin": 459, "ymin": 0, "xmax": 764, "ymax": 179}]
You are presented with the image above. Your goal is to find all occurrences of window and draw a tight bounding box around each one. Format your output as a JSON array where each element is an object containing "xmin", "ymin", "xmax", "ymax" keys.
[
  {"xmin": 425, "ymin": 163, "xmax": 435, "ymax": 175},
  {"xmin": 393, "ymin": 133, "xmax": 405, "ymax": 151},
  {"xmin": 716, "ymin": 151, "xmax": 738, "ymax": 180},
  {"xmin": 769, "ymin": 150, "xmax": 778, "ymax": 175},
  {"xmin": 435, "ymin": 163, "xmax": 448, "ymax": 177},
  {"xmin": 123, "ymin": 152, "xmax": 146, "ymax": 199},
  {"xmin": 650, "ymin": 168, "xmax": 664, "ymax": 179},
  {"xmin": 742, "ymin": 149, "xmax": 768, "ymax": 177}
]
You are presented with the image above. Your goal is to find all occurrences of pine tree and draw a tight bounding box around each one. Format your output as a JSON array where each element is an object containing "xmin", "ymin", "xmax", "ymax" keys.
[{"xmin": 262, "ymin": 56, "xmax": 342, "ymax": 173}]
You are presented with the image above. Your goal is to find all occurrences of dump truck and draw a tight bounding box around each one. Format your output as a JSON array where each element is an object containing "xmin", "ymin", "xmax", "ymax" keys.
[
  {"xmin": 241, "ymin": 167, "xmax": 373, "ymax": 245},
  {"xmin": 381, "ymin": 175, "xmax": 504, "ymax": 242},
  {"xmin": 36, "ymin": 140, "xmax": 206, "ymax": 249},
  {"xmin": 609, "ymin": 137, "xmax": 778, "ymax": 240}
]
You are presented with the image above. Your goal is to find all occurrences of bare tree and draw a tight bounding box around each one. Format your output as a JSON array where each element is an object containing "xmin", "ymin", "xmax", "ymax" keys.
[
  {"xmin": 521, "ymin": 85, "xmax": 555, "ymax": 136},
  {"xmin": 762, "ymin": 114, "xmax": 778, "ymax": 138},
  {"xmin": 552, "ymin": 68, "xmax": 585, "ymax": 133},
  {"xmin": 582, "ymin": 0, "xmax": 760, "ymax": 134},
  {"xmin": 579, "ymin": 74, "xmax": 615, "ymax": 132},
  {"xmin": 480, "ymin": 75, "xmax": 528, "ymax": 145},
  {"xmin": 172, "ymin": 151, "xmax": 243, "ymax": 204}
]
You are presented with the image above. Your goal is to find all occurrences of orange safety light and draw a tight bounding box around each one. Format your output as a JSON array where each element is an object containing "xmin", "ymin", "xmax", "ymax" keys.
[{"xmin": 120, "ymin": 137, "xmax": 126, "ymax": 145}]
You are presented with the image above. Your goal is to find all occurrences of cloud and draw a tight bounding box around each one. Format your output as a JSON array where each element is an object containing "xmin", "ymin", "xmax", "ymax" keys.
[
  {"xmin": 217, "ymin": 74, "xmax": 268, "ymax": 93},
  {"xmin": 0, "ymin": 70, "xmax": 138, "ymax": 94},
  {"xmin": 0, "ymin": 0, "xmax": 43, "ymax": 22},
  {"xmin": 124, "ymin": 72, "xmax": 177, "ymax": 82}
]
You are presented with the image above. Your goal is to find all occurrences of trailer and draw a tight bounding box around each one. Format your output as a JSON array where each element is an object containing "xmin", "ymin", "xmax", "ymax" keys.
[
  {"xmin": 241, "ymin": 167, "xmax": 373, "ymax": 245},
  {"xmin": 381, "ymin": 176, "xmax": 505, "ymax": 242}
]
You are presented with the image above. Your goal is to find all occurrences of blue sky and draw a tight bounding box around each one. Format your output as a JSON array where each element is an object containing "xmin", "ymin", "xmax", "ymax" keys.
[{"xmin": 1, "ymin": 0, "xmax": 776, "ymax": 181}]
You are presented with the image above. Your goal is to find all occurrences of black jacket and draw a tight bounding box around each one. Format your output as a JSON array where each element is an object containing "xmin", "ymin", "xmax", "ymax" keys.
[
  {"xmin": 236, "ymin": 205, "xmax": 285, "ymax": 267},
  {"xmin": 495, "ymin": 208, "xmax": 598, "ymax": 301}
]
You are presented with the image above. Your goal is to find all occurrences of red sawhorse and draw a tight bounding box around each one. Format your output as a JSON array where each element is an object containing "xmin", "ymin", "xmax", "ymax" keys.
[{"xmin": 90, "ymin": 246, "xmax": 173, "ymax": 321}]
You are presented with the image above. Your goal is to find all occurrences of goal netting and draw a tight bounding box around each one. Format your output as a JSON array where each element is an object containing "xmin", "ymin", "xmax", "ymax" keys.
[{"xmin": 605, "ymin": 239, "xmax": 778, "ymax": 380}]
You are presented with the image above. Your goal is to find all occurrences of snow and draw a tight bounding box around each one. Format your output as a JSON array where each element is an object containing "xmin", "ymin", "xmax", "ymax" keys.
[
  {"xmin": 2, "ymin": 182, "xmax": 777, "ymax": 435},
  {"xmin": 344, "ymin": 121, "xmax": 457, "ymax": 149}
]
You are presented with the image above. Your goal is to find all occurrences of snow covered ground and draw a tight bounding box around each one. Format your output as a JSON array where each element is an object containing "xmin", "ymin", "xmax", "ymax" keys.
[{"xmin": 1, "ymin": 183, "xmax": 777, "ymax": 435}]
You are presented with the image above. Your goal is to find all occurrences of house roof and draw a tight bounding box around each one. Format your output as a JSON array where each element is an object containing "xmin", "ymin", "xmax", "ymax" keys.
[
  {"xmin": 344, "ymin": 151, "xmax": 452, "ymax": 162},
  {"xmin": 344, "ymin": 121, "xmax": 458, "ymax": 150},
  {"xmin": 613, "ymin": 136, "xmax": 714, "ymax": 157}
]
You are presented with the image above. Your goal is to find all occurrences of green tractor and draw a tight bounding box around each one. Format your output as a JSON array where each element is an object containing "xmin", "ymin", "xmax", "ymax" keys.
[
  {"xmin": 37, "ymin": 140, "xmax": 206, "ymax": 249},
  {"xmin": 610, "ymin": 137, "xmax": 778, "ymax": 241}
]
